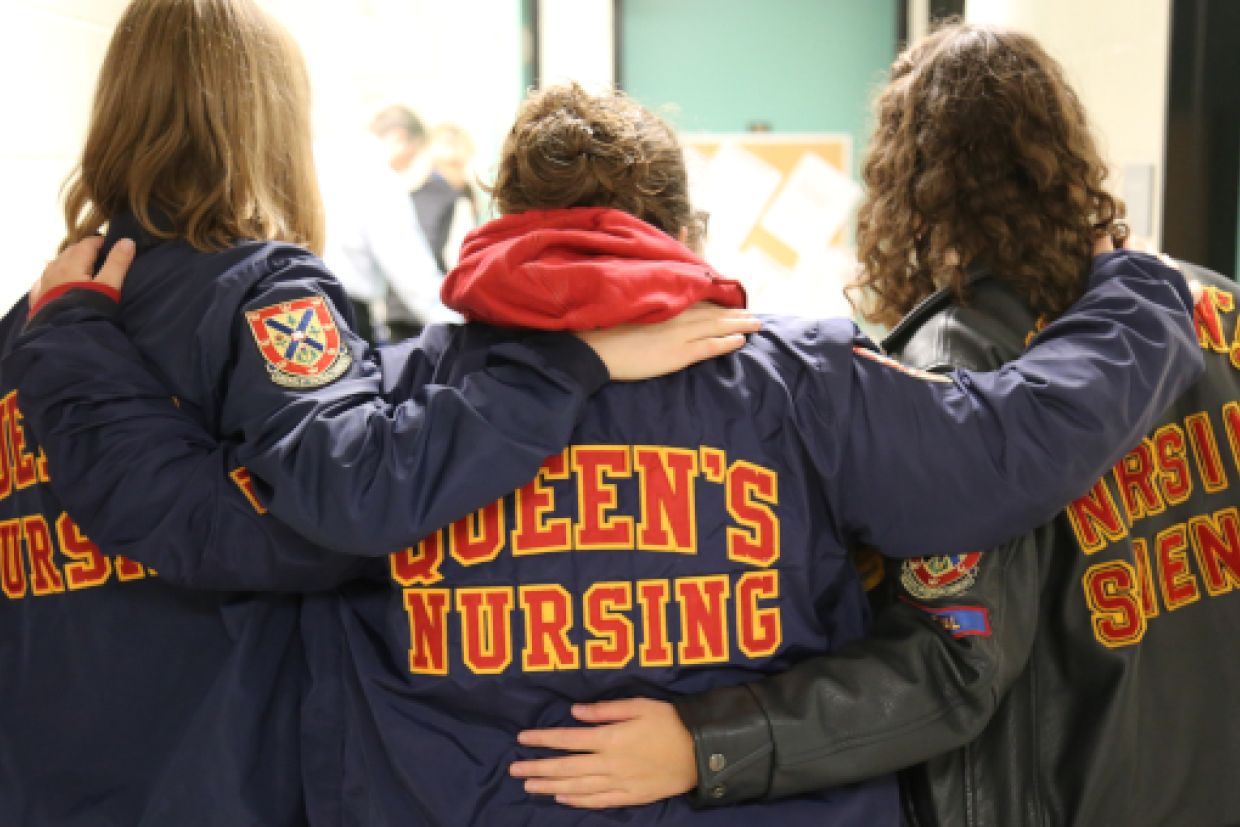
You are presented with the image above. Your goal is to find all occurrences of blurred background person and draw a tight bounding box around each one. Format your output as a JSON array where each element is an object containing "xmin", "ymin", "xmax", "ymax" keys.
[
  {"xmin": 316, "ymin": 132, "xmax": 457, "ymax": 343},
  {"xmin": 423, "ymin": 122, "xmax": 481, "ymax": 272}
]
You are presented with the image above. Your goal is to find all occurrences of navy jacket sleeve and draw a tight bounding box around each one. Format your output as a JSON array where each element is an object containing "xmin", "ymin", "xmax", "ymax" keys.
[
  {"xmin": 799, "ymin": 250, "xmax": 1201, "ymax": 558},
  {"xmin": 6, "ymin": 260, "xmax": 606, "ymax": 578},
  {"xmin": 677, "ymin": 348, "xmax": 1045, "ymax": 805},
  {"xmin": 214, "ymin": 256, "xmax": 608, "ymax": 554}
]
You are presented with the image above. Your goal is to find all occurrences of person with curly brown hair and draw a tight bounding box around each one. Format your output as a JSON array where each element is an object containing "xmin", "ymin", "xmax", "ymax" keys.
[{"xmin": 513, "ymin": 24, "xmax": 1240, "ymax": 827}]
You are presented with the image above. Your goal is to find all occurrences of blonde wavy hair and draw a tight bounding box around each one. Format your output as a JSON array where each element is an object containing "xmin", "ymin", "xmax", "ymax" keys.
[
  {"xmin": 854, "ymin": 22, "xmax": 1123, "ymax": 326},
  {"xmin": 62, "ymin": 0, "xmax": 324, "ymax": 254}
]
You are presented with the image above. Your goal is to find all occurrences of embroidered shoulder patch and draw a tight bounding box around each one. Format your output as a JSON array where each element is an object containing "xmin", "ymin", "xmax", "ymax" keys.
[
  {"xmin": 852, "ymin": 346, "xmax": 951, "ymax": 383},
  {"xmin": 245, "ymin": 296, "xmax": 352, "ymax": 389},
  {"xmin": 900, "ymin": 552, "xmax": 982, "ymax": 599}
]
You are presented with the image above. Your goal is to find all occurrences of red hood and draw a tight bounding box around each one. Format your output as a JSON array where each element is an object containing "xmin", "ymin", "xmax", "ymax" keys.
[{"xmin": 441, "ymin": 207, "xmax": 746, "ymax": 329}]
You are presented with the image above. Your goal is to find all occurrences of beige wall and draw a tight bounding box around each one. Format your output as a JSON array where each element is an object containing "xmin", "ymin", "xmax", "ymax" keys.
[
  {"xmin": 0, "ymin": 0, "xmax": 128, "ymax": 313},
  {"xmin": 967, "ymin": 0, "xmax": 1173, "ymax": 244},
  {"xmin": 0, "ymin": 0, "xmax": 523, "ymax": 315}
]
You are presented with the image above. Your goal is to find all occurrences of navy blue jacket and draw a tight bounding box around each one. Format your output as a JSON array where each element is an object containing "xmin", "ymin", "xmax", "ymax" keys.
[
  {"xmin": 0, "ymin": 214, "xmax": 610, "ymax": 827},
  {"xmin": 5, "ymin": 236, "xmax": 1203, "ymax": 826}
]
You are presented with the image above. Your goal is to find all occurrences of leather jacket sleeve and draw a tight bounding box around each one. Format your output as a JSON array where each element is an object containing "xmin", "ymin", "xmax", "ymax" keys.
[
  {"xmin": 673, "ymin": 527, "xmax": 1043, "ymax": 805},
  {"xmin": 674, "ymin": 284, "xmax": 1047, "ymax": 806}
]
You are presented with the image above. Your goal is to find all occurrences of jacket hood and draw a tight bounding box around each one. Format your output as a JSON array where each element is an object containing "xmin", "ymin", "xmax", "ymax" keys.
[{"xmin": 441, "ymin": 207, "xmax": 746, "ymax": 329}]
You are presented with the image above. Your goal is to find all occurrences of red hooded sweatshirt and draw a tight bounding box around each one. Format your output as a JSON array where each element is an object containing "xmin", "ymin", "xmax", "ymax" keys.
[{"xmin": 441, "ymin": 207, "xmax": 746, "ymax": 329}]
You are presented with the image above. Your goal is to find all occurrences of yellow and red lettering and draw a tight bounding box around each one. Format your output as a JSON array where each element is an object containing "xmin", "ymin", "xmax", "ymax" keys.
[
  {"xmin": 390, "ymin": 531, "xmax": 446, "ymax": 587},
  {"xmin": 635, "ymin": 579, "xmax": 673, "ymax": 667},
  {"xmin": 1152, "ymin": 423, "xmax": 1192, "ymax": 506},
  {"xmin": 635, "ymin": 447, "xmax": 698, "ymax": 554},
  {"xmin": 520, "ymin": 584, "xmax": 579, "ymax": 671},
  {"xmin": 1113, "ymin": 440, "xmax": 1165, "ymax": 522},
  {"xmin": 1195, "ymin": 285, "xmax": 1234, "ymax": 353},
  {"xmin": 404, "ymin": 588, "xmax": 450, "ymax": 675},
  {"xmin": 725, "ymin": 461, "xmax": 780, "ymax": 567},
  {"xmin": 0, "ymin": 518, "xmax": 25, "ymax": 599},
  {"xmin": 1066, "ymin": 479, "xmax": 1129, "ymax": 554},
  {"xmin": 512, "ymin": 451, "xmax": 571, "ymax": 555},
  {"xmin": 57, "ymin": 514, "xmax": 111, "ymax": 590},
  {"xmin": 22, "ymin": 515, "xmax": 63, "ymax": 596},
  {"xmin": 457, "ymin": 586, "xmax": 515, "ymax": 675},
  {"xmin": 1185, "ymin": 412, "xmax": 1228, "ymax": 493},
  {"xmin": 1190, "ymin": 507, "xmax": 1240, "ymax": 597},
  {"xmin": 1155, "ymin": 523, "xmax": 1200, "ymax": 611},
  {"xmin": 1221, "ymin": 402, "xmax": 1240, "ymax": 479},
  {"xmin": 229, "ymin": 467, "xmax": 268, "ymax": 514},
  {"xmin": 5, "ymin": 395, "xmax": 38, "ymax": 492},
  {"xmin": 114, "ymin": 555, "xmax": 147, "ymax": 581},
  {"xmin": 572, "ymin": 446, "xmax": 634, "ymax": 550},
  {"xmin": 676, "ymin": 575, "xmax": 731, "ymax": 665},
  {"xmin": 699, "ymin": 446, "xmax": 727, "ymax": 483},
  {"xmin": 35, "ymin": 447, "xmax": 49, "ymax": 484},
  {"xmin": 0, "ymin": 398, "xmax": 12, "ymax": 501},
  {"xmin": 1132, "ymin": 538, "xmax": 1161, "ymax": 619},
  {"xmin": 1082, "ymin": 561, "xmax": 1146, "ymax": 647},
  {"xmin": 736, "ymin": 570, "xmax": 781, "ymax": 658},
  {"xmin": 583, "ymin": 582, "xmax": 635, "ymax": 669},
  {"xmin": 450, "ymin": 500, "xmax": 506, "ymax": 566}
]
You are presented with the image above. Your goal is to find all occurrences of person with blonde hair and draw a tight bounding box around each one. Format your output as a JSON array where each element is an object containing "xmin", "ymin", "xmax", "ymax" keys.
[
  {"xmin": 0, "ymin": 1, "xmax": 754, "ymax": 824},
  {"xmin": 21, "ymin": 65, "xmax": 1204, "ymax": 825},
  {"xmin": 515, "ymin": 23, "xmax": 1240, "ymax": 827}
]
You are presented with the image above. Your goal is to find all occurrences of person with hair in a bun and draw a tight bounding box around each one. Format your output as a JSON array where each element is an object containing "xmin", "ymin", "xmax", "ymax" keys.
[{"xmin": 24, "ymin": 79, "xmax": 1202, "ymax": 824}]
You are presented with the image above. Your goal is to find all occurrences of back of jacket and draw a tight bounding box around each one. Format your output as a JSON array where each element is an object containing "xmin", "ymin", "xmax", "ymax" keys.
[
  {"xmin": 304, "ymin": 317, "xmax": 902, "ymax": 827},
  {"xmin": 0, "ymin": 295, "xmax": 311, "ymax": 826},
  {"xmin": 886, "ymin": 266, "xmax": 1240, "ymax": 827}
]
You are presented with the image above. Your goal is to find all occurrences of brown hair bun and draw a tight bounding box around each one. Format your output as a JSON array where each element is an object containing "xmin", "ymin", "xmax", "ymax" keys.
[{"xmin": 491, "ymin": 83, "xmax": 693, "ymax": 241}]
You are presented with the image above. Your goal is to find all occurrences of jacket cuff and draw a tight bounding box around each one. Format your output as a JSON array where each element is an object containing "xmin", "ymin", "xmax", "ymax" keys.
[
  {"xmin": 26, "ymin": 284, "xmax": 121, "ymax": 331},
  {"xmin": 672, "ymin": 683, "xmax": 774, "ymax": 807},
  {"xmin": 490, "ymin": 332, "xmax": 610, "ymax": 396}
]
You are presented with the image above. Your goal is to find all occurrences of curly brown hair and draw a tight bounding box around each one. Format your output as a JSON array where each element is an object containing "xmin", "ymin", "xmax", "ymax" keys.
[
  {"xmin": 490, "ymin": 83, "xmax": 703, "ymax": 249},
  {"xmin": 854, "ymin": 22, "xmax": 1123, "ymax": 327}
]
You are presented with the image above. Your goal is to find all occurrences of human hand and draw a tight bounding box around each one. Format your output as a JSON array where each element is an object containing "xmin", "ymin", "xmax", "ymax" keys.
[
  {"xmin": 576, "ymin": 303, "xmax": 760, "ymax": 381},
  {"xmin": 510, "ymin": 698, "xmax": 697, "ymax": 809},
  {"xmin": 30, "ymin": 236, "xmax": 135, "ymax": 307}
]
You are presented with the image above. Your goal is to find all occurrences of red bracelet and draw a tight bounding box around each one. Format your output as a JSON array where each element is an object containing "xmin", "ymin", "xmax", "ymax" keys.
[{"xmin": 28, "ymin": 281, "xmax": 121, "ymax": 320}]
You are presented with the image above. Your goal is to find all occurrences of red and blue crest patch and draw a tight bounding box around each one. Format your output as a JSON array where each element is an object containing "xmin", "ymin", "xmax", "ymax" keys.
[
  {"xmin": 900, "ymin": 551, "xmax": 982, "ymax": 600},
  {"xmin": 245, "ymin": 296, "xmax": 352, "ymax": 389}
]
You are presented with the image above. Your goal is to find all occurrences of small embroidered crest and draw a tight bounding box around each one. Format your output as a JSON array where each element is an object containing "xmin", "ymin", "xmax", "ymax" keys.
[
  {"xmin": 245, "ymin": 296, "xmax": 352, "ymax": 388},
  {"xmin": 900, "ymin": 552, "xmax": 982, "ymax": 599}
]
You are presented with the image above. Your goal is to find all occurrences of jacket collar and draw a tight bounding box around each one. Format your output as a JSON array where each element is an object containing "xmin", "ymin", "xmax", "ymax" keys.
[
  {"xmin": 95, "ymin": 209, "xmax": 169, "ymax": 273},
  {"xmin": 881, "ymin": 263, "xmax": 993, "ymax": 353}
]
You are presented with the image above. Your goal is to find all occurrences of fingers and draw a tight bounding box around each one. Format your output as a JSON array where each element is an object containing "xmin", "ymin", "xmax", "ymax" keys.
[
  {"xmin": 96, "ymin": 238, "xmax": 136, "ymax": 292},
  {"xmin": 516, "ymin": 725, "xmax": 610, "ymax": 752},
  {"xmin": 521, "ymin": 773, "xmax": 615, "ymax": 796},
  {"xmin": 554, "ymin": 792, "xmax": 637, "ymax": 810},
  {"xmin": 58, "ymin": 236, "xmax": 106, "ymax": 278},
  {"xmin": 511, "ymin": 753, "xmax": 605, "ymax": 780},
  {"xmin": 570, "ymin": 698, "xmax": 648, "ymax": 724},
  {"xmin": 680, "ymin": 307, "xmax": 760, "ymax": 339}
]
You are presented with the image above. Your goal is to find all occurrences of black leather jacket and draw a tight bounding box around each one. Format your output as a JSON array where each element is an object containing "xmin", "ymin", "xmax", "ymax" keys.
[{"xmin": 673, "ymin": 265, "xmax": 1240, "ymax": 826}]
